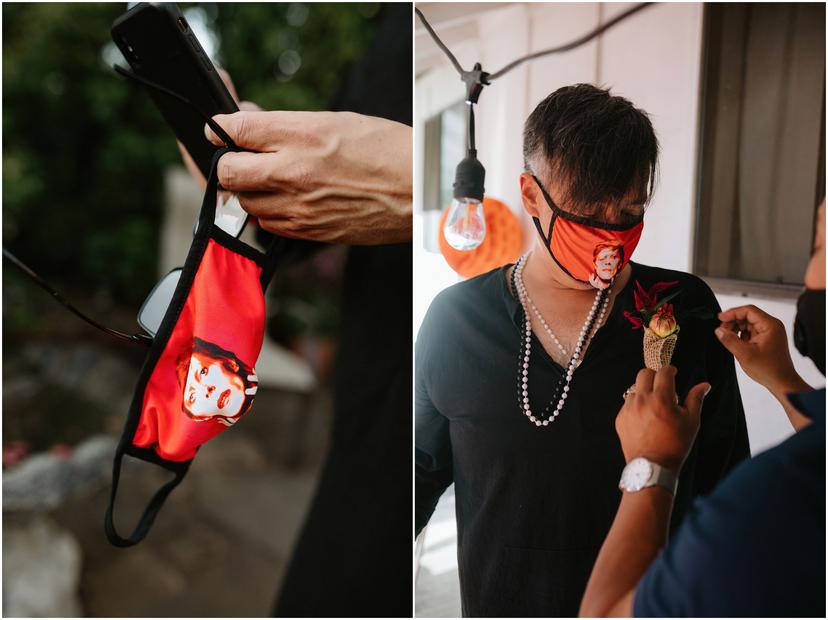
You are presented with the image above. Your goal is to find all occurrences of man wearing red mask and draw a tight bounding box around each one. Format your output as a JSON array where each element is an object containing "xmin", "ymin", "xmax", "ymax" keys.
[{"xmin": 415, "ymin": 84, "xmax": 750, "ymax": 617}]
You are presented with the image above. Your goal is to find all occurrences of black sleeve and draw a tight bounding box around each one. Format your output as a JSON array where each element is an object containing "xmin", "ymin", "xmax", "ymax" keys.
[
  {"xmin": 414, "ymin": 296, "xmax": 454, "ymax": 538},
  {"xmin": 691, "ymin": 290, "xmax": 751, "ymax": 496}
]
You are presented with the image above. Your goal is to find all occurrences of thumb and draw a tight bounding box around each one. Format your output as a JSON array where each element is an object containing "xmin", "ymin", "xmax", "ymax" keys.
[
  {"xmin": 204, "ymin": 111, "xmax": 276, "ymax": 151},
  {"xmin": 715, "ymin": 325, "xmax": 749, "ymax": 358},
  {"xmin": 683, "ymin": 382, "xmax": 711, "ymax": 422}
]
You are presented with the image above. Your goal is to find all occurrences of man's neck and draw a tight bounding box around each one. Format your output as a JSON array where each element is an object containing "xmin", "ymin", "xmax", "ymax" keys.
[{"xmin": 520, "ymin": 245, "xmax": 631, "ymax": 312}]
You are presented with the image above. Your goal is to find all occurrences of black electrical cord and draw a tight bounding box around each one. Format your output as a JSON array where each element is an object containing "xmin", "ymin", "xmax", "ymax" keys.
[
  {"xmin": 415, "ymin": 7, "xmax": 465, "ymax": 75},
  {"xmin": 487, "ymin": 3, "xmax": 653, "ymax": 80},
  {"xmin": 468, "ymin": 103, "xmax": 476, "ymax": 153},
  {"xmin": 415, "ymin": 3, "xmax": 654, "ymax": 82}
]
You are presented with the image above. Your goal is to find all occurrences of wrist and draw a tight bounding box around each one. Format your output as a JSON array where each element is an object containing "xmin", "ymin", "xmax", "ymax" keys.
[
  {"xmin": 627, "ymin": 453, "xmax": 682, "ymax": 475},
  {"xmin": 768, "ymin": 373, "xmax": 811, "ymax": 401},
  {"xmin": 619, "ymin": 456, "xmax": 680, "ymax": 495}
]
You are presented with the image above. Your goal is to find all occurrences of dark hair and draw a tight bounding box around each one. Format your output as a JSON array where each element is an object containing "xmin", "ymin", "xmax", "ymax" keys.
[{"xmin": 523, "ymin": 84, "xmax": 658, "ymax": 215}]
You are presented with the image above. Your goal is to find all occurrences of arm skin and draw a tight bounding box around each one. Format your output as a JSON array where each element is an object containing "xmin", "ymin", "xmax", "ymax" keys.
[
  {"xmin": 579, "ymin": 487, "xmax": 675, "ymax": 617},
  {"xmin": 579, "ymin": 366, "xmax": 709, "ymax": 617},
  {"xmin": 715, "ymin": 305, "xmax": 813, "ymax": 431},
  {"xmin": 767, "ymin": 375, "xmax": 814, "ymax": 431}
]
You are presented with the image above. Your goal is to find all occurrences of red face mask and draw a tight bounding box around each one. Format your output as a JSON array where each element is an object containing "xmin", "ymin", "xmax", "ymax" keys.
[
  {"xmin": 531, "ymin": 176, "xmax": 644, "ymax": 290},
  {"xmin": 105, "ymin": 148, "xmax": 279, "ymax": 547}
]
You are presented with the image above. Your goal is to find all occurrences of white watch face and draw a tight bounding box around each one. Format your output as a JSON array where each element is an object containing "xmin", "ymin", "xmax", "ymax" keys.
[{"xmin": 622, "ymin": 457, "xmax": 653, "ymax": 492}]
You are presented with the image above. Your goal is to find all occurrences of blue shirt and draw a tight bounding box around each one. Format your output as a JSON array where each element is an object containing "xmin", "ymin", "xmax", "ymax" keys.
[{"xmin": 634, "ymin": 389, "xmax": 826, "ymax": 617}]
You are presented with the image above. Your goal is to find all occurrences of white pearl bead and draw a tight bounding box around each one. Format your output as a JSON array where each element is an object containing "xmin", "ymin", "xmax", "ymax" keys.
[{"xmin": 542, "ymin": 420, "xmax": 549, "ymax": 426}]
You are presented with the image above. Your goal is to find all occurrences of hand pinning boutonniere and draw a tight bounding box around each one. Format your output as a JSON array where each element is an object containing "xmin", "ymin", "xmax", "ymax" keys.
[{"xmin": 624, "ymin": 280, "xmax": 681, "ymax": 370}]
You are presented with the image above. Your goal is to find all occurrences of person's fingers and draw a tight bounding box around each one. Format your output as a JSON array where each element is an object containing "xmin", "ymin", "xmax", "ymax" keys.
[
  {"xmin": 176, "ymin": 141, "xmax": 207, "ymax": 189},
  {"xmin": 715, "ymin": 325, "xmax": 752, "ymax": 358},
  {"xmin": 683, "ymin": 382, "xmax": 712, "ymax": 424},
  {"xmin": 717, "ymin": 305, "xmax": 754, "ymax": 323},
  {"xmin": 216, "ymin": 151, "xmax": 282, "ymax": 192},
  {"xmin": 239, "ymin": 100, "xmax": 262, "ymax": 112},
  {"xmin": 653, "ymin": 365, "xmax": 677, "ymax": 398},
  {"xmin": 216, "ymin": 67, "xmax": 240, "ymax": 103},
  {"xmin": 238, "ymin": 191, "xmax": 291, "ymax": 219},
  {"xmin": 635, "ymin": 368, "xmax": 656, "ymax": 394},
  {"xmin": 205, "ymin": 111, "xmax": 294, "ymax": 151},
  {"xmin": 718, "ymin": 305, "xmax": 775, "ymax": 333}
]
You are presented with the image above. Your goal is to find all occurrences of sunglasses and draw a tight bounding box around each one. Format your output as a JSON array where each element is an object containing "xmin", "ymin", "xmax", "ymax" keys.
[{"xmin": 4, "ymin": 191, "xmax": 248, "ymax": 346}]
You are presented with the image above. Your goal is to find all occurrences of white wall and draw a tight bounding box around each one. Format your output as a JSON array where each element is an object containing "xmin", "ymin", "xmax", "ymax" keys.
[{"xmin": 414, "ymin": 2, "xmax": 824, "ymax": 454}]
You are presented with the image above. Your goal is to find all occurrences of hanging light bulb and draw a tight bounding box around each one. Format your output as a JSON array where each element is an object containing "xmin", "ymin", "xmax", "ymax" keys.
[
  {"xmin": 444, "ymin": 153, "xmax": 486, "ymax": 250},
  {"xmin": 444, "ymin": 64, "xmax": 488, "ymax": 251}
]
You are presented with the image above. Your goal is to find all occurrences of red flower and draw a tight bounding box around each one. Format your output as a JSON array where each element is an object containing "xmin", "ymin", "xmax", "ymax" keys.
[
  {"xmin": 634, "ymin": 280, "xmax": 679, "ymax": 312},
  {"xmin": 624, "ymin": 311, "xmax": 644, "ymax": 329}
]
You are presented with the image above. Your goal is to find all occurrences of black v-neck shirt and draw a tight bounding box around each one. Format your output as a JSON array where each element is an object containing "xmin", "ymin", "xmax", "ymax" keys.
[{"xmin": 415, "ymin": 261, "xmax": 750, "ymax": 617}]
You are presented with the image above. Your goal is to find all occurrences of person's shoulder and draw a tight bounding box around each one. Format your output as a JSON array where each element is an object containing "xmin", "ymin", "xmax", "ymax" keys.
[
  {"xmin": 418, "ymin": 265, "xmax": 510, "ymax": 337},
  {"xmin": 427, "ymin": 265, "xmax": 509, "ymax": 313},
  {"xmin": 728, "ymin": 421, "xmax": 825, "ymax": 490},
  {"xmin": 631, "ymin": 262, "xmax": 718, "ymax": 307}
]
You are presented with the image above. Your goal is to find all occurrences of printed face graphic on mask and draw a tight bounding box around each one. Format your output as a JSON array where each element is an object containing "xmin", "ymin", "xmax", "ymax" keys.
[
  {"xmin": 176, "ymin": 338, "xmax": 258, "ymax": 426},
  {"xmin": 589, "ymin": 242, "xmax": 625, "ymax": 290},
  {"xmin": 531, "ymin": 175, "xmax": 644, "ymax": 289}
]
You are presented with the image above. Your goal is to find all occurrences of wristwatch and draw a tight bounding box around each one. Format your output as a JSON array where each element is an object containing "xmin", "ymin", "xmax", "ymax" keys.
[{"xmin": 619, "ymin": 457, "xmax": 679, "ymax": 495}]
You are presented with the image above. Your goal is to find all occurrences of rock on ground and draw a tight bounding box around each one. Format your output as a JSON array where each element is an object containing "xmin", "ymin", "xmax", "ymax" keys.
[{"xmin": 3, "ymin": 516, "xmax": 83, "ymax": 617}]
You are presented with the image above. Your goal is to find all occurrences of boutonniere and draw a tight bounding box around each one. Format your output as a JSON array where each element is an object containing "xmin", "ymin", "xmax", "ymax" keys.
[{"xmin": 624, "ymin": 280, "xmax": 681, "ymax": 370}]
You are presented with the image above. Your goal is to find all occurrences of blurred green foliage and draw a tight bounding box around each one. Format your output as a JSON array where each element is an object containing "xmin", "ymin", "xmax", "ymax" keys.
[{"xmin": 3, "ymin": 2, "xmax": 378, "ymax": 338}]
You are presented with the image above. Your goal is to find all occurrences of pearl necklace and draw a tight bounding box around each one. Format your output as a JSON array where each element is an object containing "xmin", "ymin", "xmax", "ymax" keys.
[
  {"xmin": 517, "ymin": 271, "xmax": 569, "ymax": 357},
  {"xmin": 516, "ymin": 259, "xmax": 609, "ymax": 362},
  {"xmin": 513, "ymin": 254, "xmax": 611, "ymax": 427}
]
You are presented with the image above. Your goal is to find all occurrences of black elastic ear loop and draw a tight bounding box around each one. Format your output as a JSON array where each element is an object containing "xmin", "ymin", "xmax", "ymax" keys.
[
  {"xmin": 113, "ymin": 65, "xmax": 240, "ymax": 152},
  {"xmin": 104, "ymin": 449, "xmax": 190, "ymax": 547},
  {"xmin": 529, "ymin": 175, "xmax": 556, "ymax": 248},
  {"xmin": 104, "ymin": 149, "xmax": 226, "ymax": 548}
]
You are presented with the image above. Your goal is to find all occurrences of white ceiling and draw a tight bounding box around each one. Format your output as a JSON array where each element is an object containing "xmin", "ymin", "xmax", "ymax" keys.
[{"xmin": 415, "ymin": 3, "xmax": 516, "ymax": 75}]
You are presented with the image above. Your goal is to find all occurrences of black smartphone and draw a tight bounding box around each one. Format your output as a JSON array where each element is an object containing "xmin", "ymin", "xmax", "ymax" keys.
[{"xmin": 112, "ymin": 2, "xmax": 238, "ymax": 179}]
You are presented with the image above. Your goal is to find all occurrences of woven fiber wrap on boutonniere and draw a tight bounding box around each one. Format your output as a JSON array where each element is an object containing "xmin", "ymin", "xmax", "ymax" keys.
[{"xmin": 623, "ymin": 280, "xmax": 681, "ymax": 370}]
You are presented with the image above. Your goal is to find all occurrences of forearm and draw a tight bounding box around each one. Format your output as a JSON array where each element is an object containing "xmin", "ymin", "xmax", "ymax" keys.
[
  {"xmin": 768, "ymin": 376, "xmax": 813, "ymax": 431},
  {"xmin": 579, "ymin": 488, "xmax": 674, "ymax": 617}
]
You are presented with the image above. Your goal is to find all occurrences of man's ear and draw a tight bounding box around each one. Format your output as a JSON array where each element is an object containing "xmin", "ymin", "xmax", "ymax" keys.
[{"xmin": 520, "ymin": 173, "xmax": 543, "ymax": 219}]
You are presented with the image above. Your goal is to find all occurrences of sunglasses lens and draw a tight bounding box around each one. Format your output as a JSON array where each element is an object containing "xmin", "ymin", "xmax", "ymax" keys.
[{"xmin": 137, "ymin": 269, "xmax": 182, "ymax": 337}]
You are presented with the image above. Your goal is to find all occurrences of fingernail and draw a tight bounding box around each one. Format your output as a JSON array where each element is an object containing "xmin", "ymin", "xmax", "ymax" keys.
[
  {"xmin": 704, "ymin": 384, "xmax": 712, "ymax": 396},
  {"xmin": 714, "ymin": 327, "xmax": 724, "ymax": 339}
]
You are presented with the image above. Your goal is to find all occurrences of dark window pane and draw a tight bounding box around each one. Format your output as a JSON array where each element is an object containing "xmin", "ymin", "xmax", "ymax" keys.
[{"xmin": 695, "ymin": 3, "xmax": 825, "ymax": 286}]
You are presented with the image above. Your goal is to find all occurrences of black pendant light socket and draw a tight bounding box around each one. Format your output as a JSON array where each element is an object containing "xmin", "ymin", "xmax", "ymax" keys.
[{"xmin": 453, "ymin": 154, "xmax": 486, "ymax": 201}]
